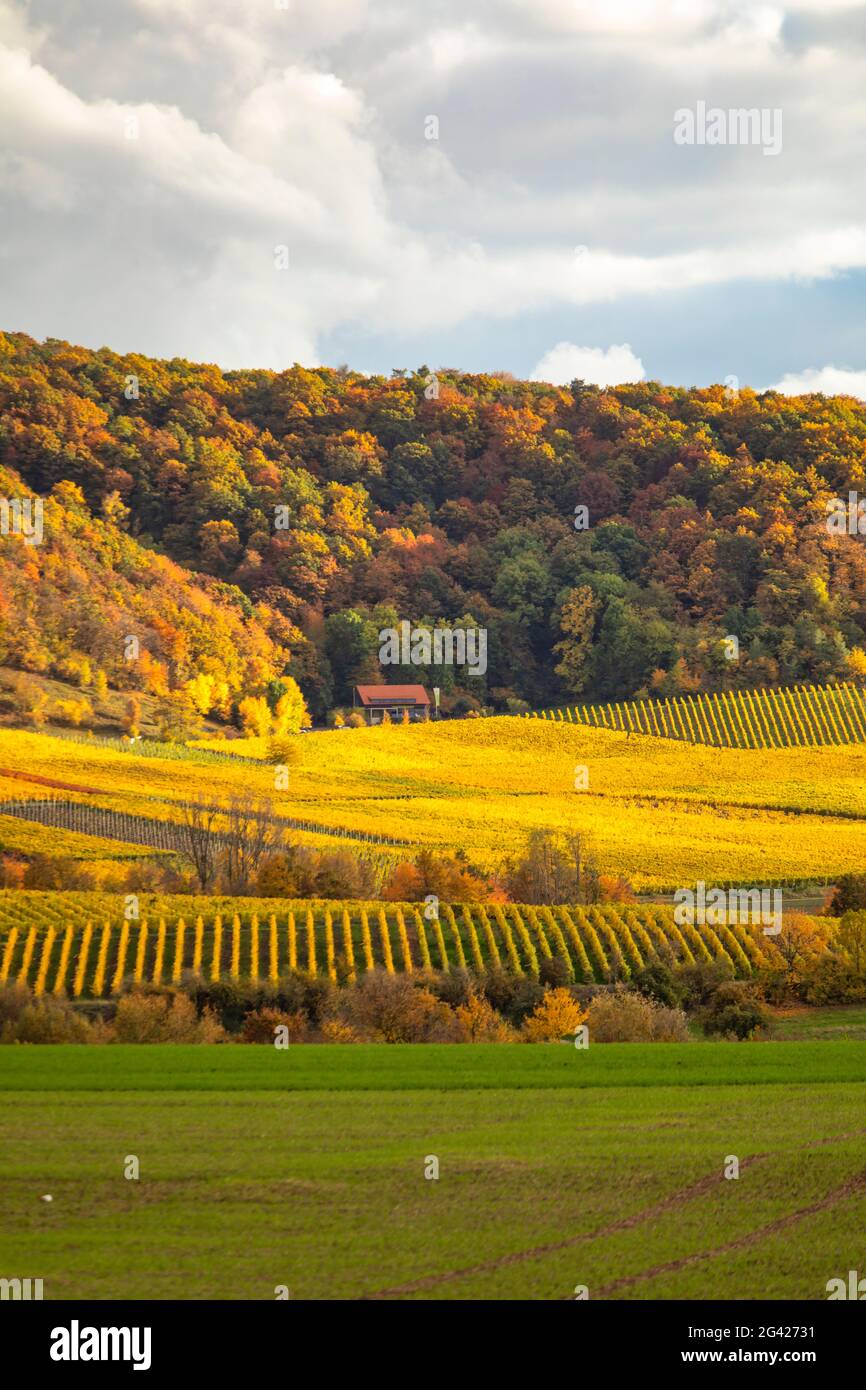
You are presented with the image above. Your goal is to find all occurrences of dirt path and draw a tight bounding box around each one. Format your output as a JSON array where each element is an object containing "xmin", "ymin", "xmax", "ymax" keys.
[{"xmin": 0, "ymin": 767, "xmax": 101, "ymax": 795}]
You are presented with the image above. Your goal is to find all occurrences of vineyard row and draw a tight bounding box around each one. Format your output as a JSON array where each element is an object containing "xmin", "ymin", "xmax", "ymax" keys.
[
  {"xmin": 0, "ymin": 902, "xmax": 777, "ymax": 998},
  {"xmin": 0, "ymin": 798, "xmax": 409, "ymax": 850},
  {"xmin": 528, "ymin": 682, "xmax": 866, "ymax": 748}
]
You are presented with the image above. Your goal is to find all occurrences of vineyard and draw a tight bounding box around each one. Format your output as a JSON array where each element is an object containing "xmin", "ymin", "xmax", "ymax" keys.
[
  {"xmin": 0, "ymin": 893, "xmax": 789, "ymax": 998},
  {"xmin": 529, "ymin": 682, "xmax": 866, "ymax": 748},
  {"xmin": 4, "ymin": 719, "xmax": 866, "ymax": 891},
  {"xmin": 0, "ymin": 797, "xmax": 409, "ymax": 850}
]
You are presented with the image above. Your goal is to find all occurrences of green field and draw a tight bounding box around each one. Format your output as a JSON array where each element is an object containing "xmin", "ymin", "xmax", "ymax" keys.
[
  {"xmin": 769, "ymin": 1006, "xmax": 866, "ymax": 1042},
  {"xmin": 2, "ymin": 1044, "xmax": 865, "ymax": 1300}
]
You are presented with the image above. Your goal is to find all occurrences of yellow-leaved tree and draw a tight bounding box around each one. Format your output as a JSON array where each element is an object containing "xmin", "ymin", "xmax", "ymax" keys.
[
  {"xmin": 455, "ymin": 991, "xmax": 515, "ymax": 1042},
  {"xmin": 522, "ymin": 987, "xmax": 587, "ymax": 1042},
  {"xmin": 847, "ymin": 647, "xmax": 866, "ymax": 680},
  {"xmin": 184, "ymin": 672, "xmax": 216, "ymax": 716},
  {"xmin": 238, "ymin": 695, "xmax": 272, "ymax": 738},
  {"xmin": 273, "ymin": 677, "xmax": 310, "ymax": 735}
]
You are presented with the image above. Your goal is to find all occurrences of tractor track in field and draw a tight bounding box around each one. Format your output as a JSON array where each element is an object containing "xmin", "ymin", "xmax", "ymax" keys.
[
  {"xmin": 362, "ymin": 1128, "xmax": 866, "ymax": 1299},
  {"xmin": 591, "ymin": 1165, "xmax": 866, "ymax": 1298},
  {"xmin": 361, "ymin": 1156, "xmax": 772, "ymax": 1298}
]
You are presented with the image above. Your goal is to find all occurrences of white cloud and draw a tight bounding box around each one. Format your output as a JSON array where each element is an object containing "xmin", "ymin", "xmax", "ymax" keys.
[
  {"xmin": 769, "ymin": 365, "xmax": 866, "ymax": 399},
  {"xmin": 530, "ymin": 342, "xmax": 645, "ymax": 387},
  {"xmin": 1, "ymin": 0, "xmax": 866, "ymax": 370}
]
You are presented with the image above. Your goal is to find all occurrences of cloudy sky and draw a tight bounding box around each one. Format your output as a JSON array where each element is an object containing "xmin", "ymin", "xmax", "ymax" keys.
[{"xmin": 1, "ymin": 0, "xmax": 865, "ymax": 391}]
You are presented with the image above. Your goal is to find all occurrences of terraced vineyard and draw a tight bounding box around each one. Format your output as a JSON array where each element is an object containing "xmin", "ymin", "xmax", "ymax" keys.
[
  {"xmin": 0, "ymin": 893, "xmax": 786, "ymax": 997},
  {"xmin": 530, "ymin": 681, "xmax": 866, "ymax": 748}
]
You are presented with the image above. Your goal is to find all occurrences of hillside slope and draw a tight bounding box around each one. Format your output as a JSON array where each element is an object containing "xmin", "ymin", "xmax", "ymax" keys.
[
  {"xmin": 0, "ymin": 461, "xmax": 289, "ymax": 723},
  {"xmin": 1, "ymin": 717, "xmax": 864, "ymax": 889},
  {"xmin": 4, "ymin": 331, "xmax": 866, "ymax": 717}
]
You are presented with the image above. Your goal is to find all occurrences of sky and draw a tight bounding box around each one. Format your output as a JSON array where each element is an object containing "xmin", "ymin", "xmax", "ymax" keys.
[{"xmin": 1, "ymin": 0, "xmax": 865, "ymax": 392}]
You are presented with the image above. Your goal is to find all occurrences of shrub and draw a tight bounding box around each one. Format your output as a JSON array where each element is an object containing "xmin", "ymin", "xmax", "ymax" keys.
[
  {"xmin": 320, "ymin": 1018, "xmax": 361, "ymax": 1043},
  {"xmin": 22, "ymin": 855, "xmax": 100, "ymax": 890},
  {"xmin": 114, "ymin": 990, "xmax": 224, "ymax": 1043},
  {"xmin": 586, "ymin": 989, "xmax": 689, "ymax": 1042},
  {"xmin": 597, "ymin": 875, "xmax": 636, "ymax": 904},
  {"xmin": 0, "ymin": 986, "xmax": 94, "ymax": 1043},
  {"xmin": 57, "ymin": 653, "xmax": 92, "ymax": 688},
  {"xmin": 0, "ymin": 855, "xmax": 26, "ymax": 889},
  {"xmin": 51, "ymin": 696, "xmax": 94, "ymax": 728},
  {"xmin": 9, "ymin": 674, "xmax": 49, "ymax": 726},
  {"xmin": 798, "ymin": 957, "xmax": 866, "ymax": 1006},
  {"xmin": 423, "ymin": 968, "xmax": 475, "ymax": 1009},
  {"xmin": 0, "ymin": 982, "xmax": 31, "ymax": 1031},
  {"xmin": 480, "ymin": 968, "xmax": 544, "ymax": 1024},
  {"xmin": 674, "ymin": 960, "xmax": 734, "ymax": 1011},
  {"xmin": 454, "ymin": 990, "xmax": 515, "ymax": 1042},
  {"xmin": 522, "ymin": 987, "xmax": 587, "ymax": 1042},
  {"xmin": 185, "ymin": 979, "xmax": 251, "ymax": 1032},
  {"xmin": 827, "ymin": 874, "xmax": 866, "ymax": 917},
  {"xmin": 753, "ymin": 968, "xmax": 792, "ymax": 1006},
  {"xmin": 338, "ymin": 971, "xmax": 455, "ymax": 1042},
  {"xmin": 185, "ymin": 974, "xmax": 335, "ymax": 1032},
  {"xmin": 5, "ymin": 1000, "xmax": 94, "ymax": 1044},
  {"xmin": 539, "ymin": 955, "xmax": 572, "ymax": 988},
  {"xmin": 266, "ymin": 735, "xmax": 302, "ymax": 766},
  {"xmin": 242, "ymin": 1007, "xmax": 308, "ymax": 1044},
  {"xmin": 255, "ymin": 853, "xmax": 298, "ymax": 898},
  {"xmin": 271, "ymin": 974, "xmax": 336, "ymax": 1028},
  {"xmin": 633, "ymin": 963, "xmax": 681, "ymax": 1008},
  {"xmin": 699, "ymin": 983, "xmax": 769, "ymax": 1040}
]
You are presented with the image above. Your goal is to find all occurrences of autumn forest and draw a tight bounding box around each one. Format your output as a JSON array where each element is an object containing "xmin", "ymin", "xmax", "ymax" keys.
[{"xmin": 2, "ymin": 330, "xmax": 866, "ymax": 724}]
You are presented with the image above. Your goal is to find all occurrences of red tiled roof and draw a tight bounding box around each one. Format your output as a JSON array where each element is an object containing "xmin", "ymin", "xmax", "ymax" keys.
[{"xmin": 355, "ymin": 684, "xmax": 431, "ymax": 705}]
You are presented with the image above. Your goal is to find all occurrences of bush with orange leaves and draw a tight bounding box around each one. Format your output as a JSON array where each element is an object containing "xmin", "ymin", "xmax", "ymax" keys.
[
  {"xmin": 382, "ymin": 849, "xmax": 491, "ymax": 903},
  {"xmin": 455, "ymin": 989, "xmax": 516, "ymax": 1042},
  {"xmin": 521, "ymin": 987, "xmax": 587, "ymax": 1042},
  {"xmin": 319, "ymin": 1018, "xmax": 361, "ymax": 1043},
  {"xmin": 597, "ymin": 875, "xmax": 636, "ymax": 904}
]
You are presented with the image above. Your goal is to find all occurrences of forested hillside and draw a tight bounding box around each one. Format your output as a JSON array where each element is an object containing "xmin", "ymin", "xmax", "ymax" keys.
[
  {"xmin": 2, "ymin": 329, "xmax": 866, "ymax": 719},
  {"xmin": 0, "ymin": 457, "xmax": 288, "ymax": 729}
]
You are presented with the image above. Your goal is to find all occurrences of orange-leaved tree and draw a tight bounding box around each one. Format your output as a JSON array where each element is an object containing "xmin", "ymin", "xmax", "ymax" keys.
[{"xmin": 522, "ymin": 987, "xmax": 587, "ymax": 1042}]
